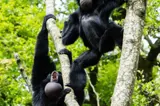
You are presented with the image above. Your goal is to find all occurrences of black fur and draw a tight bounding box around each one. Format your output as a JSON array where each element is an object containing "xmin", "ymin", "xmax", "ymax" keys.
[
  {"xmin": 62, "ymin": 0, "xmax": 127, "ymax": 105},
  {"xmin": 31, "ymin": 14, "xmax": 71, "ymax": 106}
]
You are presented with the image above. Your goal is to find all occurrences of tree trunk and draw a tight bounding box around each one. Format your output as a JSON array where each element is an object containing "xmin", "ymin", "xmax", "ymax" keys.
[{"xmin": 111, "ymin": 0, "xmax": 146, "ymax": 106}]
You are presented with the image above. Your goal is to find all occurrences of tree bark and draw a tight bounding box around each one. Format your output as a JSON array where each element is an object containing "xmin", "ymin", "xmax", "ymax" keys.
[
  {"xmin": 111, "ymin": 0, "xmax": 146, "ymax": 106},
  {"xmin": 45, "ymin": 0, "xmax": 79, "ymax": 106}
]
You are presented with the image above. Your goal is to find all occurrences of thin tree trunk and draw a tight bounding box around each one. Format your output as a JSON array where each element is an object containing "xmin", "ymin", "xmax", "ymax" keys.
[
  {"xmin": 45, "ymin": 0, "xmax": 79, "ymax": 106},
  {"xmin": 111, "ymin": 0, "xmax": 146, "ymax": 106}
]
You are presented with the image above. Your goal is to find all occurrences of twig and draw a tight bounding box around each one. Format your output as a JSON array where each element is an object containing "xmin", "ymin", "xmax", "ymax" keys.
[{"xmin": 86, "ymin": 71, "xmax": 100, "ymax": 106}]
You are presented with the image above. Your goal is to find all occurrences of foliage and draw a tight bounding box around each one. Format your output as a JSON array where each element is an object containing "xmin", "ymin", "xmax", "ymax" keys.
[
  {"xmin": 0, "ymin": 0, "xmax": 159, "ymax": 106},
  {"xmin": 132, "ymin": 75, "xmax": 160, "ymax": 106},
  {"xmin": 96, "ymin": 51, "xmax": 120, "ymax": 105},
  {"xmin": 0, "ymin": 0, "xmax": 45, "ymax": 105}
]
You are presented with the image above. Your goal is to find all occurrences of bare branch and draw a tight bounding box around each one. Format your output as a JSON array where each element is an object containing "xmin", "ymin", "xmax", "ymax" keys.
[
  {"xmin": 144, "ymin": 35, "xmax": 155, "ymax": 48},
  {"xmin": 147, "ymin": 38, "xmax": 160, "ymax": 61},
  {"xmin": 153, "ymin": 34, "xmax": 160, "ymax": 39},
  {"xmin": 86, "ymin": 71, "xmax": 100, "ymax": 106},
  {"xmin": 45, "ymin": 0, "xmax": 79, "ymax": 105},
  {"xmin": 14, "ymin": 53, "xmax": 32, "ymax": 94}
]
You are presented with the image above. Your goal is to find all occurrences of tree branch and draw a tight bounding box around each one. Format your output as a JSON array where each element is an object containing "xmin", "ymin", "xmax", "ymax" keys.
[
  {"xmin": 45, "ymin": 0, "xmax": 79, "ymax": 106},
  {"xmin": 144, "ymin": 35, "xmax": 155, "ymax": 48},
  {"xmin": 147, "ymin": 38, "xmax": 160, "ymax": 61},
  {"xmin": 86, "ymin": 71, "xmax": 100, "ymax": 106},
  {"xmin": 14, "ymin": 53, "xmax": 32, "ymax": 94}
]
